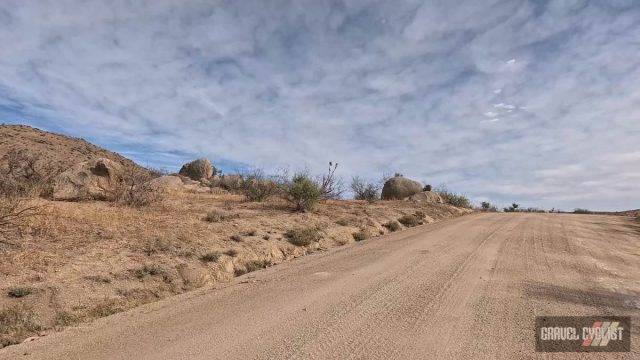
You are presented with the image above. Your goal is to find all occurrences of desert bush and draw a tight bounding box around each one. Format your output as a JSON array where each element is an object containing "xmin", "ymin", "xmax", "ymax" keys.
[
  {"xmin": 423, "ymin": 184, "xmax": 432, "ymax": 192},
  {"xmin": 199, "ymin": 252, "xmax": 221, "ymax": 263},
  {"xmin": 113, "ymin": 166, "xmax": 161, "ymax": 208},
  {"xmin": 398, "ymin": 214, "xmax": 422, "ymax": 227},
  {"xmin": 88, "ymin": 299, "xmax": 122, "ymax": 318},
  {"xmin": 285, "ymin": 226, "xmax": 323, "ymax": 246},
  {"xmin": 573, "ymin": 208, "xmax": 593, "ymax": 214},
  {"xmin": 318, "ymin": 162, "xmax": 345, "ymax": 200},
  {"xmin": 7, "ymin": 287, "xmax": 31, "ymax": 298},
  {"xmin": 480, "ymin": 202, "xmax": 498, "ymax": 212},
  {"xmin": 284, "ymin": 173, "xmax": 322, "ymax": 212},
  {"xmin": 0, "ymin": 196, "xmax": 43, "ymax": 240},
  {"xmin": 435, "ymin": 186, "xmax": 472, "ymax": 209},
  {"xmin": 351, "ymin": 176, "xmax": 380, "ymax": 203},
  {"xmin": 230, "ymin": 234, "xmax": 243, "ymax": 242},
  {"xmin": 336, "ymin": 218, "xmax": 350, "ymax": 226},
  {"xmin": 224, "ymin": 249, "xmax": 238, "ymax": 257},
  {"xmin": 234, "ymin": 259, "xmax": 271, "ymax": 276},
  {"xmin": 0, "ymin": 305, "xmax": 42, "ymax": 347},
  {"xmin": 0, "ymin": 150, "xmax": 56, "ymax": 198},
  {"xmin": 384, "ymin": 220, "xmax": 401, "ymax": 232},
  {"xmin": 352, "ymin": 229, "xmax": 370, "ymax": 242},
  {"xmin": 134, "ymin": 264, "xmax": 168, "ymax": 281},
  {"xmin": 242, "ymin": 169, "xmax": 278, "ymax": 202},
  {"xmin": 202, "ymin": 209, "xmax": 237, "ymax": 223}
]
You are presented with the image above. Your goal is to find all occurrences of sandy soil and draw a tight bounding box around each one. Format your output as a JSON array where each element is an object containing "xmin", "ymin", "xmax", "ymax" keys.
[
  {"xmin": 0, "ymin": 190, "xmax": 467, "ymax": 346},
  {"xmin": 2, "ymin": 213, "xmax": 638, "ymax": 359}
]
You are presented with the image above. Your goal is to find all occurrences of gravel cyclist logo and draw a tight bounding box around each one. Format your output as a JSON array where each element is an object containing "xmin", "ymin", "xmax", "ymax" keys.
[{"xmin": 535, "ymin": 316, "xmax": 631, "ymax": 352}]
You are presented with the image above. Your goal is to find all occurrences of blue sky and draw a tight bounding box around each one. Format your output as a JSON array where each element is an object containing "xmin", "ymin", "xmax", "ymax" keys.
[{"xmin": 1, "ymin": 0, "xmax": 639, "ymax": 211}]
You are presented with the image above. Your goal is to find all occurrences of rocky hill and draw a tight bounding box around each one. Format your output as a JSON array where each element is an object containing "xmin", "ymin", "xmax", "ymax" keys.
[{"xmin": 0, "ymin": 124, "xmax": 145, "ymax": 175}]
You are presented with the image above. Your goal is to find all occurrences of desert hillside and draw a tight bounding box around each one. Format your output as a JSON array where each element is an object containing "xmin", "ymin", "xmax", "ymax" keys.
[
  {"xmin": 0, "ymin": 124, "xmax": 145, "ymax": 175},
  {"xmin": 0, "ymin": 126, "xmax": 472, "ymax": 348}
]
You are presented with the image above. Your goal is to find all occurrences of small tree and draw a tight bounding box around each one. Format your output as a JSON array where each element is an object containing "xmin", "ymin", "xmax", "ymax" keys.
[
  {"xmin": 350, "ymin": 176, "xmax": 379, "ymax": 203},
  {"xmin": 286, "ymin": 173, "xmax": 321, "ymax": 212}
]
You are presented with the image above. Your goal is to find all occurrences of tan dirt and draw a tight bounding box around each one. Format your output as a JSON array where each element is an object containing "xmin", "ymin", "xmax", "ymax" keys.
[{"xmin": 2, "ymin": 213, "xmax": 638, "ymax": 359}]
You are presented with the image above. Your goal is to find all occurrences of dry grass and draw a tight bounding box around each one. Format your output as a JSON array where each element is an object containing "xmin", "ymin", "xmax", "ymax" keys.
[
  {"xmin": 0, "ymin": 188, "xmax": 469, "ymax": 347},
  {"xmin": 398, "ymin": 214, "xmax": 422, "ymax": 227},
  {"xmin": 0, "ymin": 305, "xmax": 42, "ymax": 347},
  {"xmin": 285, "ymin": 226, "xmax": 324, "ymax": 246}
]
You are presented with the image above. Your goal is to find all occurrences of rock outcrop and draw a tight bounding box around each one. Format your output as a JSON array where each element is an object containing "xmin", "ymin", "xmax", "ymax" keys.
[
  {"xmin": 178, "ymin": 158, "xmax": 214, "ymax": 180},
  {"xmin": 52, "ymin": 158, "xmax": 124, "ymax": 201},
  {"xmin": 381, "ymin": 175, "xmax": 423, "ymax": 200}
]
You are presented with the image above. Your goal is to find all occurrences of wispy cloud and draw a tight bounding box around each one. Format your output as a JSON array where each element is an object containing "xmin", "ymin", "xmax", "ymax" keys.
[{"xmin": 1, "ymin": 0, "xmax": 639, "ymax": 210}]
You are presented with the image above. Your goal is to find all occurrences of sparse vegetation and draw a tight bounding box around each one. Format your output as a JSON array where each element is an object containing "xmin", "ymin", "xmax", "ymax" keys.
[
  {"xmin": 0, "ymin": 305, "xmax": 42, "ymax": 347},
  {"xmin": 224, "ymin": 249, "xmax": 239, "ymax": 257},
  {"xmin": 480, "ymin": 202, "xmax": 498, "ymax": 212},
  {"xmin": 0, "ymin": 150, "xmax": 56, "ymax": 198},
  {"xmin": 318, "ymin": 162, "xmax": 345, "ymax": 200},
  {"xmin": 0, "ymin": 196, "xmax": 43, "ymax": 240},
  {"xmin": 113, "ymin": 166, "xmax": 161, "ymax": 208},
  {"xmin": 199, "ymin": 252, "xmax": 221, "ymax": 262},
  {"xmin": 241, "ymin": 169, "xmax": 278, "ymax": 202},
  {"xmin": 203, "ymin": 209, "xmax": 237, "ymax": 223},
  {"xmin": 352, "ymin": 229, "xmax": 370, "ymax": 241},
  {"xmin": 7, "ymin": 286, "xmax": 31, "ymax": 298},
  {"xmin": 284, "ymin": 173, "xmax": 322, "ymax": 212},
  {"xmin": 285, "ymin": 226, "xmax": 323, "ymax": 246},
  {"xmin": 435, "ymin": 186, "xmax": 472, "ymax": 209},
  {"xmin": 336, "ymin": 218, "xmax": 350, "ymax": 226},
  {"xmin": 351, "ymin": 176, "xmax": 380, "ymax": 203},
  {"xmin": 134, "ymin": 264, "xmax": 167, "ymax": 280},
  {"xmin": 230, "ymin": 234, "xmax": 243, "ymax": 242},
  {"xmin": 384, "ymin": 220, "xmax": 401, "ymax": 232},
  {"xmin": 398, "ymin": 214, "xmax": 422, "ymax": 227},
  {"xmin": 573, "ymin": 208, "xmax": 593, "ymax": 214}
]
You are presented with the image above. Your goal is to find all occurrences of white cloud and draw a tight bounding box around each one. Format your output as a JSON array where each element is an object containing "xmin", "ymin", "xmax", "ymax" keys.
[{"xmin": 0, "ymin": 0, "xmax": 639, "ymax": 211}]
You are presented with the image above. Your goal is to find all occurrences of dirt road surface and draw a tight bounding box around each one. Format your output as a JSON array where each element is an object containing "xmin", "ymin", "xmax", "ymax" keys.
[{"xmin": 2, "ymin": 213, "xmax": 639, "ymax": 359}]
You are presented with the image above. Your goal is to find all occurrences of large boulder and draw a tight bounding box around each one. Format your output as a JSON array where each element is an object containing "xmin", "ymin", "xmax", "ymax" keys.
[
  {"xmin": 407, "ymin": 191, "xmax": 444, "ymax": 204},
  {"xmin": 52, "ymin": 158, "xmax": 124, "ymax": 201},
  {"xmin": 381, "ymin": 176, "xmax": 423, "ymax": 200},
  {"xmin": 145, "ymin": 175, "xmax": 184, "ymax": 193},
  {"xmin": 178, "ymin": 158, "xmax": 214, "ymax": 180}
]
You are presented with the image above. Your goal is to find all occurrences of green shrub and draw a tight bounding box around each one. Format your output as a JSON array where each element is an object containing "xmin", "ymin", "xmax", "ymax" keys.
[
  {"xmin": 480, "ymin": 202, "xmax": 498, "ymax": 212},
  {"xmin": 573, "ymin": 208, "xmax": 593, "ymax": 214},
  {"xmin": 285, "ymin": 226, "xmax": 323, "ymax": 246},
  {"xmin": 242, "ymin": 170, "xmax": 278, "ymax": 202},
  {"xmin": 285, "ymin": 174, "xmax": 322, "ymax": 212},
  {"xmin": 435, "ymin": 186, "xmax": 472, "ymax": 209},
  {"xmin": 384, "ymin": 220, "xmax": 401, "ymax": 232},
  {"xmin": 398, "ymin": 214, "xmax": 422, "ymax": 227}
]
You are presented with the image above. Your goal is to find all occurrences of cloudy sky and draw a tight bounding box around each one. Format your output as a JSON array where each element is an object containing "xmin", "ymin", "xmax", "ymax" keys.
[{"xmin": 1, "ymin": 0, "xmax": 639, "ymax": 210}]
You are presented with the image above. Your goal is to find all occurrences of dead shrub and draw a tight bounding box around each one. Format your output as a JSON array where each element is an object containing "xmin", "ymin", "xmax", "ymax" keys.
[
  {"xmin": 7, "ymin": 286, "xmax": 32, "ymax": 298},
  {"xmin": 199, "ymin": 252, "xmax": 221, "ymax": 263},
  {"xmin": 202, "ymin": 209, "xmax": 237, "ymax": 223},
  {"xmin": 398, "ymin": 214, "xmax": 422, "ymax": 227},
  {"xmin": 113, "ymin": 166, "xmax": 161, "ymax": 208},
  {"xmin": 383, "ymin": 220, "xmax": 401, "ymax": 232},
  {"xmin": 351, "ymin": 176, "xmax": 380, "ymax": 203},
  {"xmin": 241, "ymin": 169, "xmax": 278, "ymax": 202},
  {"xmin": 317, "ymin": 162, "xmax": 345, "ymax": 200},
  {"xmin": 224, "ymin": 249, "xmax": 238, "ymax": 257},
  {"xmin": 87, "ymin": 299, "xmax": 122, "ymax": 318},
  {"xmin": 0, "ymin": 304, "xmax": 42, "ymax": 347},
  {"xmin": 0, "ymin": 196, "xmax": 43, "ymax": 241},
  {"xmin": 352, "ymin": 229, "xmax": 370, "ymax": 242},
  {"xmin": 235, "ymin": 259, "xmax": 271, "ymax": 276},
  {"xmin": 285, "ymin": 226, "xmax": 323, "ymax": 246},
  {"xmin": 133, "ymin": 264, "xmax": 170, "ymax": 282},
  {"xmin": 0, "ymin": 150, "xmax": 57, "ymax": 198}
]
